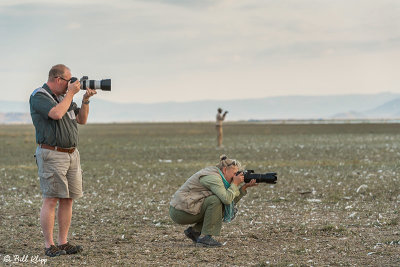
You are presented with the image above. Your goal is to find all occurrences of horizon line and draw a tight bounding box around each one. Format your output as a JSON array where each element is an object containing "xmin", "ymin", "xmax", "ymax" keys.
[{"xmin": 1, "ymin": 91, "xmax": 398, "ymax": 105}]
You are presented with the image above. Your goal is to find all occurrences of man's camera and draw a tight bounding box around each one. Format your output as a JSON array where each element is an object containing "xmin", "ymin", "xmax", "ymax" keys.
[
  {"xmin": 70, "ymin": 76, "xmax": 111, "ymax": 91},
  {"xmin": 236, "ymin": 170, "xmax": 277, "ymax": 184}
]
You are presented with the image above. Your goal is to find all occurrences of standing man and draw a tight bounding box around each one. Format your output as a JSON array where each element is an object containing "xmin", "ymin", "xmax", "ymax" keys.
[
  {"xmin": 216, "ymin": 108, "xmax": 228, "ymax": 147},
  {"xmin": 30, "ymin": 64, "xmax": 96, "ymax": 257}
]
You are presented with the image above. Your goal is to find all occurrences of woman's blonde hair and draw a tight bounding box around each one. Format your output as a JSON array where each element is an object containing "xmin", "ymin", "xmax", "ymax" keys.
[{"xmin": 216, "ymin": 154, "xmax": 241, "ymax": 170}]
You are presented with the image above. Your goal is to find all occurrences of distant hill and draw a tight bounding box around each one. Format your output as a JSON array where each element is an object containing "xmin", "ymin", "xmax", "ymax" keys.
[
  {"xmin": 1, "ymin": 92, "xmax": 400, "ymax": 123},
  {"xmin": 330, "ymin": 111, "xmax": 366, "ymax": 119},
  {"xmin": 81, "ymin": 92, "xmax": 400, "ymax": 122},
  {"xmin": 365, "ymin": 98, "xmax": 400, "ymax": 118}
]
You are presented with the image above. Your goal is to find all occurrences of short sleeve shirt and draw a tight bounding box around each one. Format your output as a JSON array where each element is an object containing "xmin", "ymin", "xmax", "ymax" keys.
[
  {"xmin": 216, "ymin": 113, "xmax": 224, "ymax": 126},
  {"xmin": 29, "ymin": 83, "xmax": 80, "ymax": 148}
]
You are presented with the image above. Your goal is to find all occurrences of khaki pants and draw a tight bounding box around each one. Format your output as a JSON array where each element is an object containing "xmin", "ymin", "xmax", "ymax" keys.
[
  {"xmin": 169, "ymin": 195, "xmax": 223, "ymax": 236},
  {"xmin": 216, "ymin": 125, "xmax": 223, "ymax": 147},
  {"xmin": 35, "ymin": 146, "xmax": 83, "ymax": 199}
]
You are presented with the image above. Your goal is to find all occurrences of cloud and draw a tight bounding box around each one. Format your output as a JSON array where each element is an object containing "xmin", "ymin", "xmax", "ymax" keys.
[{"xmin": 1, "ymin": 0, "xmax": 400, "ymax": 102}]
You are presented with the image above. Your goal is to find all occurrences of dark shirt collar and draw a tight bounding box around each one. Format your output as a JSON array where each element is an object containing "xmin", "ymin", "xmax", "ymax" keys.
[
  {"xmin": 42, "ymin": 83, "xmax": 56, "ymax": 96},
  {"xmin": 43, "ymin": 83, "xmax": 60, "ymax": 103}
]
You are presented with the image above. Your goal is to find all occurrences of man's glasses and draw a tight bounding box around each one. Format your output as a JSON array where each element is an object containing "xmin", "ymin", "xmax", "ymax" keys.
[{"xmin": 56, "ymin": 76, "xmax": 71, "ymax": 82}]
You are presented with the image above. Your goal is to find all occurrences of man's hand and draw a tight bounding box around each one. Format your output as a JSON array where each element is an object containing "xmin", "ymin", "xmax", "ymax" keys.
[
  {"xmin": 68, "ymin": 80, "xmax": 81, "ymax": 95},
  {"xmin": 83, "ymin": 88, "xmax": 97, "ymax": 100},
  {"xmin": 232, "ymin": 172, "xmax": 244, "ymax": 186}
]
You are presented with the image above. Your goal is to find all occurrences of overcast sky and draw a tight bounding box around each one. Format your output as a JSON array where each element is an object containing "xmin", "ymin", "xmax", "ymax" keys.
[{"xmin": 1, "ymin": 0, "xmax": 399, "ymax": 103}]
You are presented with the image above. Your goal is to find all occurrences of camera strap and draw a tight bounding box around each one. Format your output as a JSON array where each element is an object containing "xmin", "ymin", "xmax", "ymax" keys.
[{"xmin": 32, "ymin": 87, "xmax": 59, "ymax": 104}]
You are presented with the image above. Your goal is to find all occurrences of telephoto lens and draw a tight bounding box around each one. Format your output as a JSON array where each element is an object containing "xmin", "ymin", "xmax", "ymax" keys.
[
  {"xmin": 70, "ymin": 76, "xmax": 111, "ymax": 91},
  {"xmin": 237, "ymin": 170, "xmax": 278, "ymax": 184}
]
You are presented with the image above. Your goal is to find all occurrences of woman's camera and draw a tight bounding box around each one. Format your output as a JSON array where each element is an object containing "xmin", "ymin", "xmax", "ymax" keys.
[{"xmin": 236, "ymin": 170, "xmax": 277, "ymax": 183}]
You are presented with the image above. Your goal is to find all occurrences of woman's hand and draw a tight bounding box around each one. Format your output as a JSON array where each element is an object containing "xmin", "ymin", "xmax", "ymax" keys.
[
  {"xmin": 241, "ymin": 179, "xmax": 258, "ymax": 191},
  {"xmin": 232, "ymin": 172, "xmax": 244, "ymax": 186}
]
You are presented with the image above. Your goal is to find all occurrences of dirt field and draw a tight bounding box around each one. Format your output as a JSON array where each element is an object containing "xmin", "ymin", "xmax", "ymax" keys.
[{"xmin": 1, "ymin": 122, "xmax": 399, "ymax": 266}]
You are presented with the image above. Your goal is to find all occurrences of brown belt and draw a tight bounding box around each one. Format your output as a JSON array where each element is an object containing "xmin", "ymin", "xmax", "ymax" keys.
[{"xmin": 39, "ymin": 144, "xmax": 76, "ymax": 154}]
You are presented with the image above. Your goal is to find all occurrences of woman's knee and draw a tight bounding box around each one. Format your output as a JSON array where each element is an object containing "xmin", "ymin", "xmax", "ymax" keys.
[
  {"xmin": 169, "ymin": 206, "xmax": 197, "ymax": 225},
  {"xmin": 204, "ymin": 195, "xmax": 222, "ymax": 208}
]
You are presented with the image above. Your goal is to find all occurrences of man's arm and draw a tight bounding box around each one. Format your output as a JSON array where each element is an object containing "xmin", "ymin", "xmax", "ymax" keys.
[
  {"xmin": 76, "ymin": 88, "xmax": 97, "ymax": 125},
  {"xmin": 222, "ymin": 111, "xmax": 228, "ymax": 120},
  {"xmin": 48, "ymin": 81, "xmax": 80, "ymax": 120},
  {"xmin": 76, "ymin": 98, "xmax": 89, "ymax": 125},
  {"xmin": 48, "ymin": 90, "xmax": 76, "ymax": 120}
]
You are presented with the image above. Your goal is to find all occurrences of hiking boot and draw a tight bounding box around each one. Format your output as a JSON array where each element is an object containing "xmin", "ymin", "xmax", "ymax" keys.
[
  {"xmin": 184, "ymin": 227, "xmax": 201, "ymax": 243},
  {"xmin": 45, "ymin": 245, "xmax": 66, "ymax": 257},
  {"xmin": 58, "ymin": 242, "xmax": 83, "ymax": 254},
  {"xmin": 196, "ymin": 235, "xmax": 222, "ymax": 247}
]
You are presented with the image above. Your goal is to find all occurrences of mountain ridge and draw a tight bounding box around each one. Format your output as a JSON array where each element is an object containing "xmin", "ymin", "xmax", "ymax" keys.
[{"xmin": 2, "ymin": 92, "xmax": 400, "ymax": 123}]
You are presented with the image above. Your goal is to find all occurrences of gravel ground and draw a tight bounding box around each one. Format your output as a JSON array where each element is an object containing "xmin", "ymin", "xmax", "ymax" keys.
[{"xmin": 1, "ymin": 123, "xmax": 399, "ymax": 266}]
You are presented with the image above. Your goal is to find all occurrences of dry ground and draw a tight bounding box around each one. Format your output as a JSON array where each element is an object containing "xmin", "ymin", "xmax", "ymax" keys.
[{"xmin": 1, "ymin": 122, "xmax": 399, "ymax": 266}]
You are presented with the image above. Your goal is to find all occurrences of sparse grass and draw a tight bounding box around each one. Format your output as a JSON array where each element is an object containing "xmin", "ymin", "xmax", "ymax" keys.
[
  {"xmin": 384, "ymin": 240, "xmax": 400, "ymax": 246},
  {"xmin": 388, "ymin": 217, "xmax": 399, "ymax": 226},
  {"xmin": 1, "ymin": 122, "xmax": 400, "ymax": 266},
  {"xmin": 319, "ymin": 224, "xmax": 348, "ymax": 235}
]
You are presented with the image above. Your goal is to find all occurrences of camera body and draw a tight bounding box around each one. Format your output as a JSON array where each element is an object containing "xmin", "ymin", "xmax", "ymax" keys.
[
  {"xmin": 70, "ymin": 76, "xmax": 111, "ymax": 91},
  {"xmin": 237, "ymin": 170, "xmax": 277, "ymax": 184}
]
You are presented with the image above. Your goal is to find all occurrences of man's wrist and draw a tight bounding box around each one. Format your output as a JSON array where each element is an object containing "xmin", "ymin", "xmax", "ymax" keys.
[{"xmin": 82, "ymin": 99, "xmax": 90, "ymax": 105}]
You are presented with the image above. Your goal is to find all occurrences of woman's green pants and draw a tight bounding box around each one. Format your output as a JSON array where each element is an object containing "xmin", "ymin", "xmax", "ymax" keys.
[{"xmin": 169, "ymin": 195, "xmax": 223, "ymax": 236}]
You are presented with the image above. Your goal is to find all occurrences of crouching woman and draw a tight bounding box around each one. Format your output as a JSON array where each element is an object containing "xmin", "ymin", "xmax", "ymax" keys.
[{"xmin": 169, "ymin": 155, "xmax": 257, "ymax": 247}]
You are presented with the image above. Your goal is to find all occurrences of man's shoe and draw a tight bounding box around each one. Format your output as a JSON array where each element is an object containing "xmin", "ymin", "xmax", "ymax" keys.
[
  {"xmin": 184, "ymin": 227, "xmax": 201, "ymax": 243},
  {"xmin": 196, "ymin": 235, "xmax": 222, "ymax": 247},
  {"xmin": 45, "ymin": 245, "xmax": 66, "ymax": 257},
  {"xmin": 58, "ymin": 242, "xmax": 83, "ymax": 254}
]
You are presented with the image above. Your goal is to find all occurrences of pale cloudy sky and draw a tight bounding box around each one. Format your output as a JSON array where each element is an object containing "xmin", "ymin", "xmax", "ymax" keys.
[{"xmin": 1, "ymin": 0, "xmax": 399, "ymax": 103}]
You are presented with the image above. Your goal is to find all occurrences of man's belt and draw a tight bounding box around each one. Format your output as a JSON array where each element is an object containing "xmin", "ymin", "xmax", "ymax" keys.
[{"xmin": 39, "ymin": 144, "xmax": 76, "ymax": 154}]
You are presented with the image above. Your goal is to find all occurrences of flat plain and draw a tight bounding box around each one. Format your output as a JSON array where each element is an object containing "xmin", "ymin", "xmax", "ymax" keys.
[{"xmin": 0, "ymin": 122, "xmax": 399, "ymax": 266}]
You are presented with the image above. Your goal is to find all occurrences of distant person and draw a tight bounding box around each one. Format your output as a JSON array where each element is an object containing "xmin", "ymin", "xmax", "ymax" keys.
[
  {"xmin": 216, "ymin": 108, "xmax": 228, "ymax": 147},
  {"xmin": 29, "ymin": 64, "xmax": 96, "ymax": 257},
  {"xmin": 169, "ymin": 155, "xmax": 257, "ymax": 247}
]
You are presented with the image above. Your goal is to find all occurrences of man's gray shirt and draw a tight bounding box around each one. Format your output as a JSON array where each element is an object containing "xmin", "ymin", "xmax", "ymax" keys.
[{"xmin": 30, "ymin": 83, "xmax": 80, "ymax": 148}]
